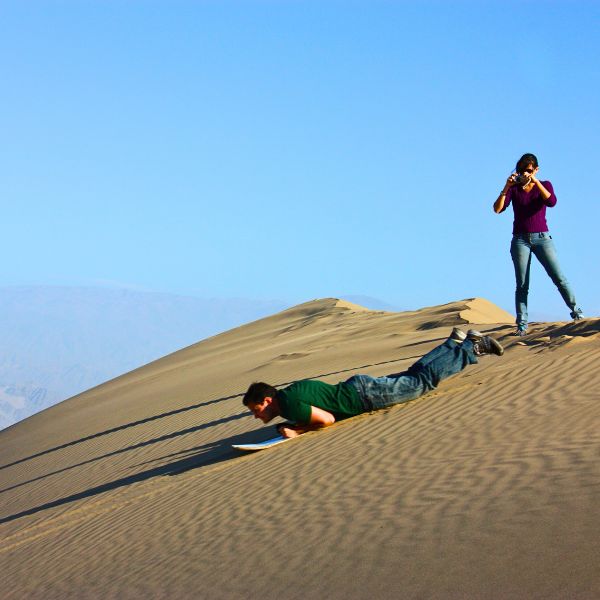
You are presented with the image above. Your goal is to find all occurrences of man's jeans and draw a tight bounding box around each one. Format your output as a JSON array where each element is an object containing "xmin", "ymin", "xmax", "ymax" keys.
[
  {"xmin": 345, "ymin": 339, "xmax": 477, "ymax": 410},
  {"xmin": 510, "ymin": 232, "xmax": 577, "ymax": 328}
]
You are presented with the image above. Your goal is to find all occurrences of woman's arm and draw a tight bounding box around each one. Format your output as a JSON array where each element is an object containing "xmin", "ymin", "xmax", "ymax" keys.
[
  {"xmin": 531, "ymin": 176, "xmax": 555, "ymax": 205},
  {"xmin": 493, "ymin": 174, "xmax": 516, "ymax": 213},
  {"xmin": 527, "ymin": 166, "xmax": 555, "ymax": 205}
]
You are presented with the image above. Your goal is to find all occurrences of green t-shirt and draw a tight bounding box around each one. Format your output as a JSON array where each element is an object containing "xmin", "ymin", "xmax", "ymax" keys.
[{"xmin": 277, "ymin": 380, "xmax": 364, "ymax": 424}]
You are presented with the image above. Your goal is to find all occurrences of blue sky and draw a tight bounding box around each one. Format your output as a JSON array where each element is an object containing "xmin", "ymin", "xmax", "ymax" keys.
[{"xmin": 2, "ymin": 1, "xmax": 598, "ymax": 320}]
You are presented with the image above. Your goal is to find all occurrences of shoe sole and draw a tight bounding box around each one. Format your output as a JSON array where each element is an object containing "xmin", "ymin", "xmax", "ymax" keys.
[
  {"xmin": 488, "ymin": 337, "xmax": 504, "ymax": 356},
  {"xmin": 471, "ymin": 335, "xmax": 504, "ymax": 356},
  {"xmin": 450, "ymin": 328, "xmax": 467, "ymax": 342}
]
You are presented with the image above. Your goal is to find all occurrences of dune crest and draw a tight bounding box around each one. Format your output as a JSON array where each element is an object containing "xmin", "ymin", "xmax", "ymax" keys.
[
  {"xmin": 274, "ymin": 296, "xmax": 371, "ymax": 318},
  {"xmin": 267, "ymin": 296, "xmax": 511, "ymax": 329},
  {"xmin": 458, "ymin": 297, "xmax": 515, "ymax": 324},
  {"xmin": 411, "ymin": 297, "xmax": 513, "ymax": 330}
]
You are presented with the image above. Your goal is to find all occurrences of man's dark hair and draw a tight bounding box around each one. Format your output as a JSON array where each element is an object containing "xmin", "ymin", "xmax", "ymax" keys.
[
  {"xmin": 516, "ymin": 153, "xmax": 539, "ymax": 174},
  {"xmin": 243, "ymin": 382, "xmax": 278, "ymax": 406}
]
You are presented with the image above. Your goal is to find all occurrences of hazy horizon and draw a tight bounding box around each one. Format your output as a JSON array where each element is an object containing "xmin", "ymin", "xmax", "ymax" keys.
[{"xmin": 0, "ymin": 284, "xmax": 405, "ymax": 429}]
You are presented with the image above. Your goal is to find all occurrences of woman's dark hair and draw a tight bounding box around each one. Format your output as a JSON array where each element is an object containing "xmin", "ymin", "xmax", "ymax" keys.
[
  {"xmin": 243, "ymin": 382, "xmax": 278, "ymax": 406},
  {"xmin": 516, "ymin": 153, "xmax": 539, "ymax": 174}
]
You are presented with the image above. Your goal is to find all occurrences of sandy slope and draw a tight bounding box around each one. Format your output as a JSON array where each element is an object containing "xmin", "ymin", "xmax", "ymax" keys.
[{"xmin": 1, "ymin": 298, "xmax": 599, "ymax": 599}]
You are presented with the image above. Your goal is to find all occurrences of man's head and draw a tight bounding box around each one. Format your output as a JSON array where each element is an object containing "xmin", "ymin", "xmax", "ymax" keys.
[{"xmin": 243, "ymin": 382, "xmax": 280, "ymax": 423}]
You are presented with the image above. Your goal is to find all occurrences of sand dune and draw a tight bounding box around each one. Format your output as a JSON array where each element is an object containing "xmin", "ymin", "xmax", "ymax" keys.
[{"xmin": 1, "ymin": 298, "xmax": 599, "ymax": 599}]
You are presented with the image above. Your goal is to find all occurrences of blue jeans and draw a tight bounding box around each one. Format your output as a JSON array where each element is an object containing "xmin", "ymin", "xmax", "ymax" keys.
[
  {"xmin": 510, "ymin": 232, "xmax": 578, "ymax": 328},
  {"xmin": 345, "ymin": 339, "xmax": 477, "ymax": 409}
]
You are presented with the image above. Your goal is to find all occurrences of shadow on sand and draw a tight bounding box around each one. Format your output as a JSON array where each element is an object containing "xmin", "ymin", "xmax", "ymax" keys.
[
  {"xmin": 1, "ymin": 352, "xmax": 424, "ymax": 473},
  {"xmin": 0, "ymin": 426, "xmax": 275, "ymax": 525},
  {"xmin": 0, "ymin": 343, "xmax": 459, "ymax": 524},
  {"xmin": 0, "ymin": 411, "xmax": 249, "ymax": 496}
]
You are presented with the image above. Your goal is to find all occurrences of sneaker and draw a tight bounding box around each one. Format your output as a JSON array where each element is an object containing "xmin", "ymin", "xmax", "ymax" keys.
[
  {"xmin": 466, "ymin": 330, "xmax": 504, "ymax": 356},
  {"xmin": 450, "ymin": 327, "xmax": 467, "ymax": 342},
  {"xmin": 570, "ymin": 308, "xmax": 584, "ymax": 320},
  {"xmin": 513, "ymin": 326, "xmax": 528, "ymax": 337}
]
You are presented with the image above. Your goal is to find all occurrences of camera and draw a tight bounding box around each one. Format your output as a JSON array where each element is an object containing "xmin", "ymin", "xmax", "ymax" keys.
[{"xmin": 514, "ymin": 173, "xmax": 530, "ymax": 186}]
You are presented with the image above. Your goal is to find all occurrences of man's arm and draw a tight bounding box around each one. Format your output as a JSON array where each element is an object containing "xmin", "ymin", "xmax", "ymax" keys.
[{"xmin": 278, "ymin": 405, "xmax": 335, "ymax": 438}]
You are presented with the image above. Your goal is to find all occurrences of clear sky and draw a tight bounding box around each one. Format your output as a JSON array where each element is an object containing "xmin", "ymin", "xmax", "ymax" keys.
[{"xmin": 2, "ymin": 1, "xmax": 599, "ymax": 321}]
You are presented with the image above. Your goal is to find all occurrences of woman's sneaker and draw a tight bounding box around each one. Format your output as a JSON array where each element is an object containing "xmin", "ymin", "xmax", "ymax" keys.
[
  {"xmin": 570, "ymin": 308, "xmax": 584, "ymax": 320},
  {"xmin": 466, "ymin": 330, "xmax": 504, "ymax": 356}
]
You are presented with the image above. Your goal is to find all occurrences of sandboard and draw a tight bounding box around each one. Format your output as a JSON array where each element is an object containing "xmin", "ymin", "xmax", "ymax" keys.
[{"xmin": 232, "ymin": 436, "xmax": 290, "ymax": 451}]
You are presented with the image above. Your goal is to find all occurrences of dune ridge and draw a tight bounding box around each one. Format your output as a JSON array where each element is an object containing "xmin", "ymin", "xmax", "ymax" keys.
[{"xmin": 1, "ymin": 297, "xmax": 599, "ymax": 599}]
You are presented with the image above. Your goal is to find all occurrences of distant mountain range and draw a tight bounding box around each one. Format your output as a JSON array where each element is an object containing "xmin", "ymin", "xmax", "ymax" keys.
[
  {"xmin": 0, "ymin": 286, "xmax": 399, "ymax": 430},
  {"xmin": 0, "ymin": 286, "xmax": 291, "ymax": 430}
]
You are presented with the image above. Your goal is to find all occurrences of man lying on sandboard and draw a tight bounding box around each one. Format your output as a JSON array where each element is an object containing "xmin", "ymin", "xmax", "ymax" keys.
[{"xmin": 242, "ymin": 328, "xmax": 503, "ymax": 439}]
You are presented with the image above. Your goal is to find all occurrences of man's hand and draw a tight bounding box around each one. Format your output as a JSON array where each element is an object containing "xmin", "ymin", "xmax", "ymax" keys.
[
  {"xmin": 278, "ymin": 425, "xmax": 301, "ymax": 439},
  {"xmin": 276, "ymin": 405, "xmax": 336, "ymax": 438}
]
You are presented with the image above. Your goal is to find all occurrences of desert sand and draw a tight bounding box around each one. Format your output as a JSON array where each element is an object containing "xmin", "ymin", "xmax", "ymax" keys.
[{"xmin": 1, "ymin": 297, "xmax": 599, "ymax": 599}]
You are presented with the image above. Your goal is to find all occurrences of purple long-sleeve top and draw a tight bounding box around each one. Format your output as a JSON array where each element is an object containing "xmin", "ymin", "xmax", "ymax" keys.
[{"xmin": 501, "ymin": 180, "xmax": 557, "ymax": 234}]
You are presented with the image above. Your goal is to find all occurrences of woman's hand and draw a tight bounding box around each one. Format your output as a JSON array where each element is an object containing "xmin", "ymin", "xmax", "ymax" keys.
[
  {"xmin": 530, "ymin": 168, "xmax": 553, "ymax": 201},
  {"xmin": 505, "ymin": 173, "xmax": 517, "ymax": 189},
  {"xmin": 494, "ymin": 174, "xmax": 515, "ymax": 213}
]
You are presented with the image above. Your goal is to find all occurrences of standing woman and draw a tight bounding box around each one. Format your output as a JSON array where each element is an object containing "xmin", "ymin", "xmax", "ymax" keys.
[{"xmin": 494, "ymin": 153, "xmax": 584, "ymax": 336}]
